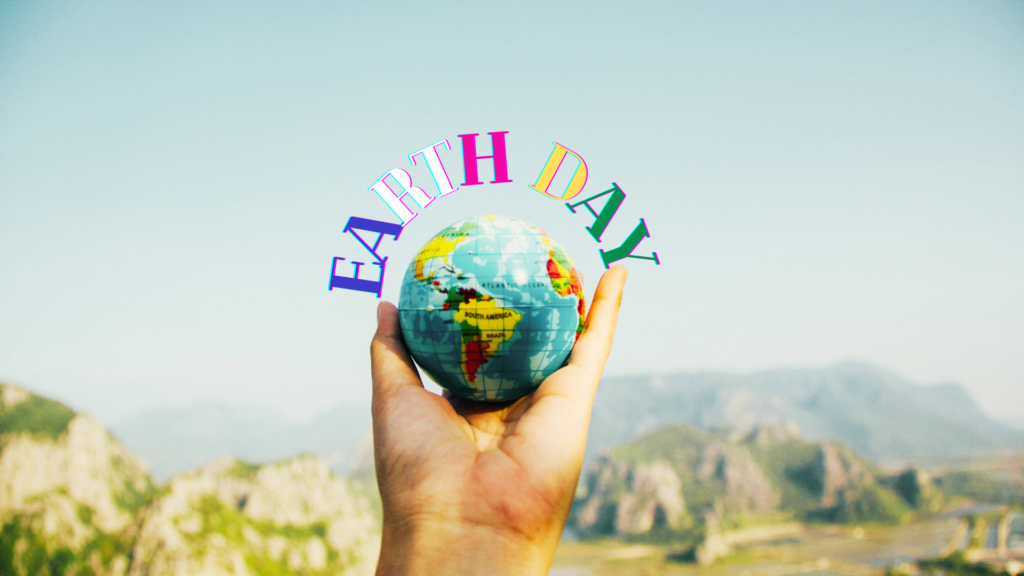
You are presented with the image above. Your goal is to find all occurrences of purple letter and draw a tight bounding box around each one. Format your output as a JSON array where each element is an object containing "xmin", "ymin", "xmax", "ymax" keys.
[{"xmin": 329, "ymin": 217, "xmax": 402, "ymax": 297}]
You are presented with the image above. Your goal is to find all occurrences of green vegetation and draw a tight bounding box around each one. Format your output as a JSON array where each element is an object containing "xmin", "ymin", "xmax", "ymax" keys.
[
  {"xmin": 0, "ymin": 518, "xmax": 51, "ymax": 576},
  {"xmin": 747, "ymin": 439, "xmax": 822, "ymax": 514},
  {"xmin": 0, "ymin": 389, "xmax": 76, "ymax": 440},
  {"xmin": 917, "ymin": 552, "xmax": 1013, "ymax": 576},
  {"xmin": 816, "ymin": 484, "xmax": 912, "ymax": 524},
  {"xmin": 0, "ymin": 513, "xmax": 134, "ymax": 576},
  {"xmin": 934, "ymin": 471, "xmax": 1024, "ymax": 506},
  {"xmin": 184, "ymin": 493, "xmax": 357, "ymax": 575},
  {"xmin": 109, "ymin": 452, "xmax": 155, "ymax": 514},
  {"xmin": 229, "ymin": 459, "xmax": 261, "ymax": 480}
]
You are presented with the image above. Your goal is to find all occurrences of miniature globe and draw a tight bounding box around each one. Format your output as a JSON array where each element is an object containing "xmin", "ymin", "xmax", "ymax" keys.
[{"xmin": 398, "ymin": 215, "xmax": 585, "ymax": 401}]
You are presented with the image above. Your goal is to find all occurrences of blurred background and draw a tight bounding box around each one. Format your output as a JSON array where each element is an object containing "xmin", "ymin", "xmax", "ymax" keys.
[{"xmin": 1, "ymin": 2, "xmax": 1022, "ymax": 575}]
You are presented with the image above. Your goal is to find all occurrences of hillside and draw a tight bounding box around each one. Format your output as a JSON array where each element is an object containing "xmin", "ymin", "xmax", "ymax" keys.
[
  {"xmin": 570, "ymin": 421, "xmax": 935, "ymax": 562},
  {"xmin": 128, "ymin": 456, "xmax": 379, "ymax": 576},
  {"xmin": 588, "ymin": 362, "xmax": 1023, "ymax": 465},
  {"xmin": 0, "ymin": 384, "xmax": 153, "ymax": 575},
  {"xmin": 572, "ymin": 422, "xmax": 928, "ymax": 535},
  {"xmin": 0, "ymin": 384, "xmax": 380, "ymax": 576}
]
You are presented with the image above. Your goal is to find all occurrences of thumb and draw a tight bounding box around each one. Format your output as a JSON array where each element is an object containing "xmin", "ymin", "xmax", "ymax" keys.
[{"xmin": 370, "ymin": 301, "xmax": 424, "ymax": 404}]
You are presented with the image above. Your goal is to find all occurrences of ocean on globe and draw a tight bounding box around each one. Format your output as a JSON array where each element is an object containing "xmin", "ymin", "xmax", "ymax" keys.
[{"xmin": 398, "ymin": 215, "xmax": 585, "ymax": 401}]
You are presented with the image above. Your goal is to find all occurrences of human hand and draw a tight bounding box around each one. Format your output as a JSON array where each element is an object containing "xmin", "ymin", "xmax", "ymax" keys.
[{"xmin": 369, "ymin": 265, "xmax": 628, "ymax": 575}]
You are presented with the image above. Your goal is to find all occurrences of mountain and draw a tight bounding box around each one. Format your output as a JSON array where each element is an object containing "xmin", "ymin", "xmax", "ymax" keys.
[
  {"xmin": 587, "ymin": 362, "xmax": 1024, "ymax": 465},
  {"xmin": 127, "ymin": 456, "xmax": 379, "ymax": 576},
  {"xmin": 570, "ymin": 421, "xmax": 932, "ymax": 562},
  {"xmin": 573, "ymin": 422, "xmax": 915, "ymax": 536},
  {"xmin": 0, "ymin": 383, "xmax": 380, "ymax": 576},
  {"xmin": 0, "ymin": 384, "xmax": 153, "ymax": 575},
  {"xmin": 112, "ymin": 402, "xmax": 372, "ymax": 481}
]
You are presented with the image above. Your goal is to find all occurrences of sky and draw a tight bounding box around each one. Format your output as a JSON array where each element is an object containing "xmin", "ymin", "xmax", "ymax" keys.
[{"xmin": 1, "ymin": 1, "xmax": 1022, "ymax": 426}]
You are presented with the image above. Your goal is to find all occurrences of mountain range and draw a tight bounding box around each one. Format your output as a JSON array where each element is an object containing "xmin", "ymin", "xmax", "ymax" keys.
[
  {"xmin": 587, "ymin": 362, "xmax": 1024, "ymax": 466},
  {"xmin": 109, "ymin": 362, "xmax": 1023, "ymax": 480}
]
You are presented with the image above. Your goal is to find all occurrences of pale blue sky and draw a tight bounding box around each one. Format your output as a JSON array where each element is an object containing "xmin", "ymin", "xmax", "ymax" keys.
[{"xmin": 1, "ymin": 1, "xmax": 1022, "ymax": 424}]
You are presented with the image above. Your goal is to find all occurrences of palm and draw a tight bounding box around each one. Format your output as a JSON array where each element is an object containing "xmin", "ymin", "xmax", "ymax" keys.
[{"xmin": 374, "ymin": 373, "xmax": 592, "ymax": 537}]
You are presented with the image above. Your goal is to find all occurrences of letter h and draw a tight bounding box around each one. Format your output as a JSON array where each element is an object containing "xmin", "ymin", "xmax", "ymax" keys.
[{"xmin": 458, "ymin": 131, "xmax": 512, "ymax": 186}]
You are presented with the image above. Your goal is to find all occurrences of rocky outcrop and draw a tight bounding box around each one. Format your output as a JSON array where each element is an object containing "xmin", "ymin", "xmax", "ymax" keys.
[
  {"xmin": 575, "ymin": 457, "xmax": 688, "ymax": 536},
  {"xmin": 128, "ymin": 456, "xmax": 380, "ymax": 576},
  {"xmin": 743, "ymin": 421, "xmax": 802, "ymax": 446},
  {"xmin": 813, "ymin": 443, "xmax": 872, "ymax": 508},
  {"xmin": 0, "ymin": 383, "xmax": 382, "ymax": 576},
  {"xmin": 693, "ymin": 512, "xmax": 730, "ymax": 565},
  {"xmin": 893, "ymin": 467, "xmax": 940, "ymax": 511},
  {"xmin": 573, "ymin": 426, "xmax": 780, "ymax": 538},
  {"xmin": 572, "ymin": 422, "xmax": 912, "ymax": 543},
  {"xmin": 697, "ymin": 443, "xmax": 779, "ymax": 513},
  {"xmin": 0, "ymin": 384, "xmax": 152, "ymax": 575}
]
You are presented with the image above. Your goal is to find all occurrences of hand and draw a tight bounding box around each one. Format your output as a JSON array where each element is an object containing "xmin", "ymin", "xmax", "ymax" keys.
[{"xmin": 369, "ymin": 265, "xmax": 628, "ymax": 575}]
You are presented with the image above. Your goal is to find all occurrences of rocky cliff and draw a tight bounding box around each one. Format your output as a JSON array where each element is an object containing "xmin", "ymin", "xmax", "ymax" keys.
[
  {"xmin": 0, "ymin": 384, "xmax": 152, "ymax": 575},
  {"xmin": 572, "ymin": 421, "xmax": 913, "ymax": 540},
  {"xmin": 128, "ymin": 456, "xmax": 379, "ymax": 576},
  {"xmin": 0, "ymin": 384, "xmax": 380, "ymax": 576}
]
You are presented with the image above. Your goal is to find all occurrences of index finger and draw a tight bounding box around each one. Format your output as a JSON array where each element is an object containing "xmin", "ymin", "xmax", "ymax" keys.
[
  {"xmin": 530, "ymin": 265, "xmax": 627, "ymax": 407},
  {"xmin": 567, "ymin": 264, "xmax": 628, "ymax": 382}
]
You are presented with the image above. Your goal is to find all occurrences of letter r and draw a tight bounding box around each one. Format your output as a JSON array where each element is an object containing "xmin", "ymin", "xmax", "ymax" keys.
[{"xmin": 369, "ymin": 169, "xmax": 435, "ymax": 227}]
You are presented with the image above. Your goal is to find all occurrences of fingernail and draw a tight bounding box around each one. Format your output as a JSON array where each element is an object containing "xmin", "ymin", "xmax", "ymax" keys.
[{"xmin": 377, "ymin": 303, "xmax": 383, "ymax": 325}]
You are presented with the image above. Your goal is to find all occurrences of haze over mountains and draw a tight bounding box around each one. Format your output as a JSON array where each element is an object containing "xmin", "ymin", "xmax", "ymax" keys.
[
  {"xmin": 113, "ymin": 403, "xmax": 372, "ymax": 482},
  {"xmin": 110, "ymin": 362, "xmax": 1023, "ymax": 481},
  {"xmin": 589, "ymin": 362, "xmax": 1024, "ymax": 466}
]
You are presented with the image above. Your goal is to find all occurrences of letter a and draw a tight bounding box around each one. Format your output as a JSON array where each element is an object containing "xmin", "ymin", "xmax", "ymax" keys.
[
  {"xmin": 566, "ymin": 183, "xmax": 626, "ymax": 242},
  {"xmin": 599, "ymin": 218, "xmax": 660, "ymax": 268},
  {"xmin": 530, "ymin": 142, "xmax": 588, "ymax": 201},
  {"xmin": 329, "ymin": 217, "xmax": 402, "ymax": 297},
  {"xmin": 458, "ymin": 131, "xmax": 512, "ymax": 186}
]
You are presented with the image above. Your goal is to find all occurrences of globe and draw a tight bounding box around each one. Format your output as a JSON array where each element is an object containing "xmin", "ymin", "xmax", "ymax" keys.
[{"xmin": 398, "ymin": 215, "xmax": 585, "ymax": 401}]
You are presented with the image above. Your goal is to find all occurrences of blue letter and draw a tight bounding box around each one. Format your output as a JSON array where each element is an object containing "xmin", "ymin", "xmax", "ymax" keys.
[{"xmin": 329, "ymin": 217, "xmax": 402, "ymax": 297}]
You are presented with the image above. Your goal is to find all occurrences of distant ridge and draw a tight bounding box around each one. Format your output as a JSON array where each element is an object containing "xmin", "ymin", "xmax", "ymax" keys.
[
  {"xmin": 109, "ymin": 363, "xmax": 1020, "ymax": 480},
  {"xmin": 112, "ymin": 402, "xmax": 371, "ymax": 481},
  {"xmin": 587, "ymin": 362, "xmax": 1024, "ymax": 465}
]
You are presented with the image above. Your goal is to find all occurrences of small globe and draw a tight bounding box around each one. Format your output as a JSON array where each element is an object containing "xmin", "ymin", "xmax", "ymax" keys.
[{"xmin": 398, "ymin": 215, "xmax": 585, "ymax": 401}]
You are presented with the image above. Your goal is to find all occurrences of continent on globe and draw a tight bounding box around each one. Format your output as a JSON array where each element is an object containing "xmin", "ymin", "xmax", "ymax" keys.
[
  {"xmin": 452, "ymin": 295, "xmax": 522, "ymax": 384},
  {"xmin": 398, "ymin": 215, "xmax": 585, "ymax": 401}
]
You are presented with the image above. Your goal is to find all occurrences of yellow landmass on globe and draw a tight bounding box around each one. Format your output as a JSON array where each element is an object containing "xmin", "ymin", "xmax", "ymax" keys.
[
  {"xmin": 453, "ymin": 298, "xmax": 522, "ymax": 383},
  {"xmin": 413, "ymin": 231, "xmax": 471, "ymax": 281}
]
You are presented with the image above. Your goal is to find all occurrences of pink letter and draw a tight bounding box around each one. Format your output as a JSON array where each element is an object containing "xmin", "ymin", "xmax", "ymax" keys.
[{"xmin": 458, "ymin": 131, "xmax": 512, "ymax": 186}]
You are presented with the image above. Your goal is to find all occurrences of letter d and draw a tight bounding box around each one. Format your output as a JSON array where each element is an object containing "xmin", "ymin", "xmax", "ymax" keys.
[{"xmin": 530, "ymin": 142, "xmax": 588, "ymax": 201}]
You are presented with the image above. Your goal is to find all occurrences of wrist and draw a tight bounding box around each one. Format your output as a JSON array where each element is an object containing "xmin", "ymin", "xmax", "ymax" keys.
[{"xmin": 376, "ymin": 515, "xmax": 557, "ymax": 576}]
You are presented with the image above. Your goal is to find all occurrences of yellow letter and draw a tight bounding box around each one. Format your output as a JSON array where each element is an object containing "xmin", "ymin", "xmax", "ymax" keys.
[{"xmin": 529, "ymin": 142, "xmax": 588, "ymax": 201}]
